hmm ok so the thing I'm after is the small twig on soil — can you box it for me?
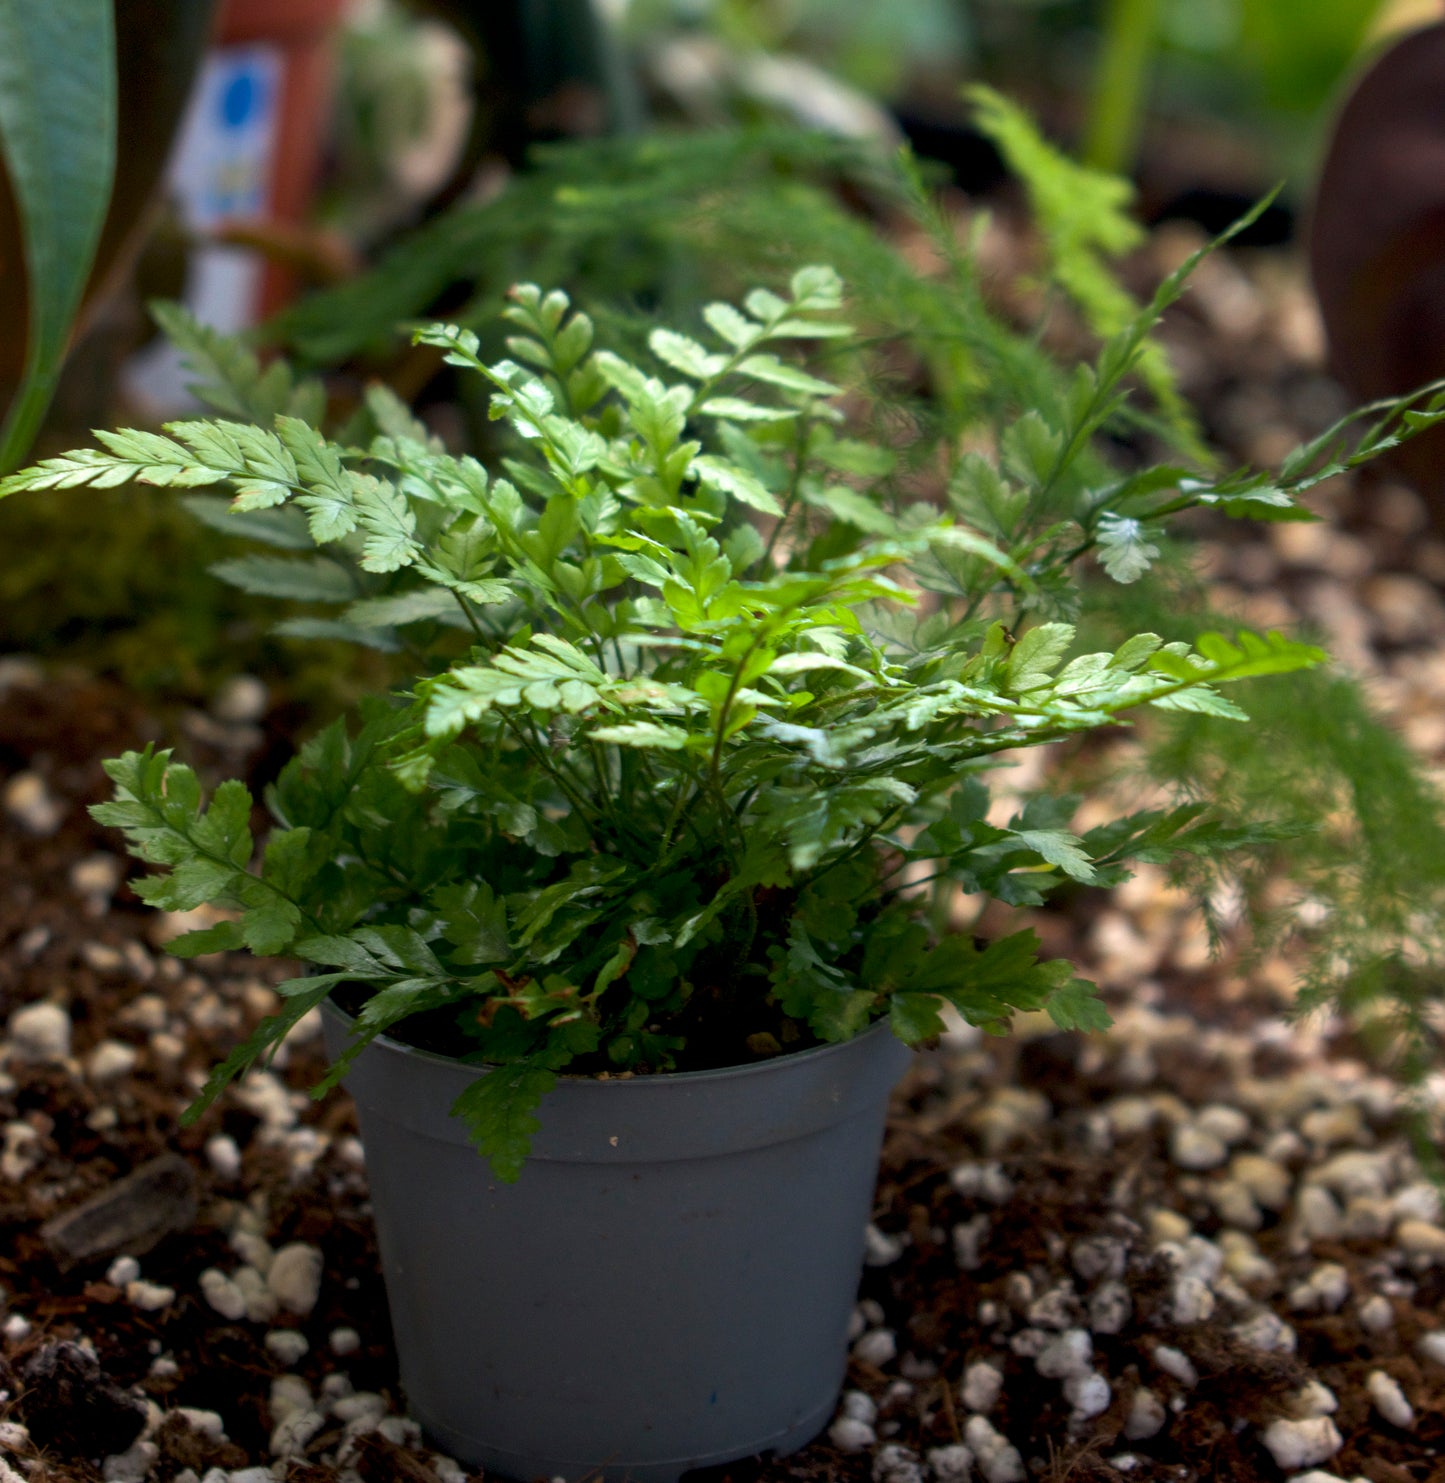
[938,1373,962,1445]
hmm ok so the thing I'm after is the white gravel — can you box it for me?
[1035,1329,1091,1379]
[6,1001,71,1063]
[3,771,63,835]
[1260,1416,1343,1469]
[829,1417,877,1453]
[106,1256,140,1287]
[959,1361,1004,1413]
[853,1328,898,1367]
[1366,1369,1415,1429]
[1123,1388,1166,1441]
[963,1416,1024,1483]
[125,1280,175,1312]
[926,1443,974,1483]
[200,1269,248,1321]
[266,1242,323,1316]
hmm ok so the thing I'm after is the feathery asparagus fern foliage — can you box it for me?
[3,256,1362,1178]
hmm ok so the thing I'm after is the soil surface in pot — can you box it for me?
[4,236,1445,1483]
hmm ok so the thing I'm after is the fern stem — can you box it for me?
[1082,0,1163,176]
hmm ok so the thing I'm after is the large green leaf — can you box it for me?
[0,0,116,470]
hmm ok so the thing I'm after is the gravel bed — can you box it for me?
[4,242,1445,1483]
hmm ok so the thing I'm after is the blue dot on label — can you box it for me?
[220,69,261,129]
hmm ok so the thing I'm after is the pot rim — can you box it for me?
[320,993,903,1091]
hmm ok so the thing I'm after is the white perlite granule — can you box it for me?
[1366,1370,1415,1429]
[1260,1417,1343,1470]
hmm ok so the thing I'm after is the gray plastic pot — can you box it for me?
[321,1000,911,1482]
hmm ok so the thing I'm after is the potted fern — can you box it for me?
[4,246,1427,1479]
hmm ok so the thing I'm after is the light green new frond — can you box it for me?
[969,85,1196,444]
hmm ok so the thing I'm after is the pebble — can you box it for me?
[1123,1388,1166,1440]
[6,1001,72,1062]
[1087,1280,1133,1335]
[926,1444,975,1483]
[1025,1285,1077,1330]
[1288,1263,1350,1314]
[1064,1372,1111,1419]
[270,1408,325,1458]
[1288,1380,1339,1418]
[1296,1185,1344,1242]
[3,1314,31,1341]
[1169,1275,1214,1325]
[1229,1153,1292,1211]
[963,1416,1025,1483]
[1395,1219,1445,1263]
[840,1390,878,1425]
[173,1408,227,1441]
[960,1360,1004,1413]
[1209,1180,1261,1231]
[269,1375,313,1424]
[970,1088,1051,1155]
[126,1280,175,1311]
[1358,1294,1394,1334]
[332,1392,387,1426]
[1104,1095,1156,1137]
[1071,1235,1126,1282]
[230,1230,273,1274]
[948,1162,1015,1204]
[1366,1370,1415,1429]
[854,1329,898,1367]
[864,1224,905,1267]
[828,1417,877,1453]
[3,771,63,835]
[1146,1208,1191,1245]
[86,1040,138,1082]
[42,1153,197,1268]
[200,1269,248,1321]
[234,1265,277,1323]
[1195,1104,1251,1146]
[119,993,167,1033]
[205,1135,242,1181]
[266,1242,323,1316]
[106,1255,140,1287]
[213,675,269,724]
[1342,1196,1394,1240]
[1418,1331,1445,1367]
[70,851,123,899]
[329,1327,361,1356]
[1152,1345,1198,1387]
[1232,1309,1296,1353]
[1169,1123,1228,1171]
[264,1330,310,1365]
[1312,1151,1393,1202]
[1393,1181,1442,1225]
[101,1439,158,1482]
[1035,1329,1091,1380]
[872,1443,924,1483]
[1260,1416,1343,1470]
[2,1122,41,1182]
[1301,1103,1366,1147]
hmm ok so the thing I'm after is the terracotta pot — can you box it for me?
[1310,19,1445,514]
[214,0,351,316]
[0,0,218,404]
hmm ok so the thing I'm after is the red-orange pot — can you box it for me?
[214,0,351,316]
